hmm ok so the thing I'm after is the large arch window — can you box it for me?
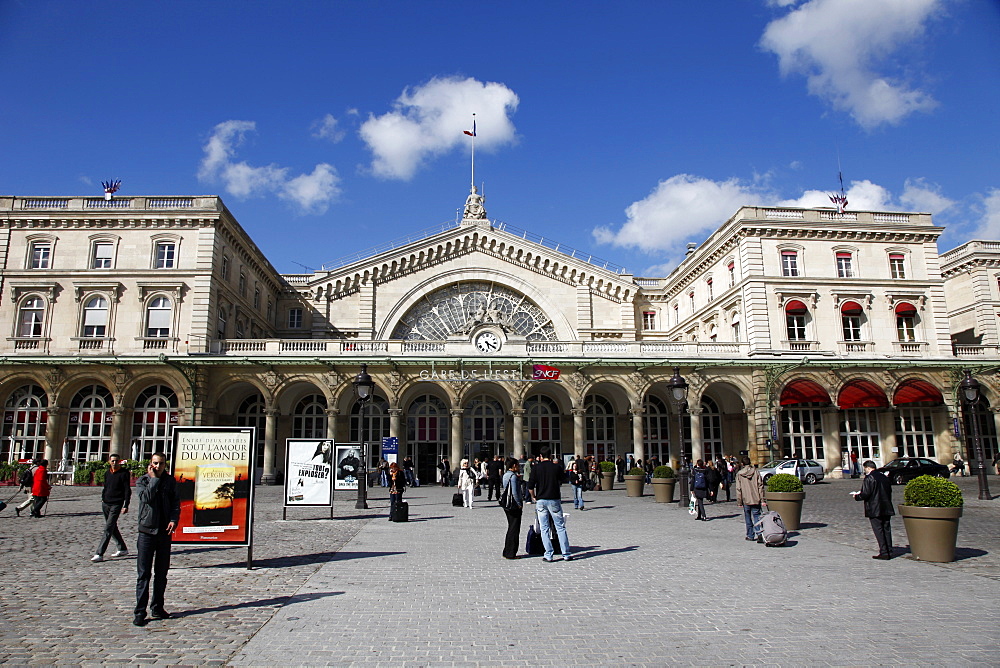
[236,394,266,469]
[131,385,178,459]
[701,396,724,461]
[18,296,45,337]
[2,384,48,462]
[643,395,670,464]
[391,282,557,341]
[463,393,505,459]
[894,379,943,459]
[584,394,615,461]
[68,384,114,463]
[407,394,449,484]
[779,379,831,461]
[525,395,561,456]
[293,394,328,440]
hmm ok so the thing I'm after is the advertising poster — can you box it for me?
[335,443,363,490]
[284,439,334,506]
[170,426,255,546]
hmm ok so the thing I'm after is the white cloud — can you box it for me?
[311,114,345,143]
[777,179,895,210]
[359,76,519,180]
[900,177,955,214]
[593,174,767,252]
[760,0,942,129]
[198,120,340,213]
[973,189,1000,239]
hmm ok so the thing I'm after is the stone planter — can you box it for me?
[624,474,645,497]
[651,478,675,503]
[764,491,805,531]
[601,471,616,491]
[899,504,963,563]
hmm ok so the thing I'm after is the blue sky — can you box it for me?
[1,0,998,276]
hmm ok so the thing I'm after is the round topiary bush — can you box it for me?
[904,474,963,508]
[766,472,804,493]
[653,465,675,478]
[599,461,616,473]
[627,467,644,476]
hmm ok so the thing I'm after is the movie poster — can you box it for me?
[170,426,255,546]
[284,439,334,506]
[335,443,363,490]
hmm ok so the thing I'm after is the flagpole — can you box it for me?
[470,113,476,192]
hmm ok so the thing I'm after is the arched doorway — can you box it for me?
[643,394,670,464]
[2,384,48,462]
[463,392,505,461]
[525,394,561,458]
[68,384,114,463]
[407,394,449,485]
[351,395,390,470]
[839,380,889,467]
[893,379,943,459]
[131,385,178,459]
[779,379,832,461]
[584,394,615,461]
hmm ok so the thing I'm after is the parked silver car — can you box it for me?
[759,459,826,484]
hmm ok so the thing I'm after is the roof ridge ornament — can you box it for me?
[462,185,487,222]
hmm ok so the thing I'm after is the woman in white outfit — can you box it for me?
[457,458,477,508]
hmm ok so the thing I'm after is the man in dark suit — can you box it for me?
[486,455,505,501]
[853,460,895,560]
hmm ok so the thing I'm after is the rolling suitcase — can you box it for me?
[754,510,787,546]
[452,493,463,507]
[391,501,409,522]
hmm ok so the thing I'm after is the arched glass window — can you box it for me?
[351,396,389,467]
[463,393,505,459]
[82,296,109,337]
[18,296,45,337]
[68,384,114,462]
[525,395,561,455]
[146,297,172,337]
[785,300,808,341]
[701,396,724,461]
[585,394,615,461]
[643,394,670,464]
[407,394,448,484]
[1,384,48,462]
[236,394,266,468]
[131,385,179,459]
[293,394,327,439]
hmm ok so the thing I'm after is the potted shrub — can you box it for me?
[650,465,675,503]
[624,467,646,497]
[599,460,616,490]
[764,473,805,530]
[899,475,963,563]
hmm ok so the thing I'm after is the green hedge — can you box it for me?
[766,473,804,493]
[627,467,644,476]
[599,461,616,473]
[904,475,963,508]
[652,465,675,478]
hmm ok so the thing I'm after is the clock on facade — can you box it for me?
[474,331,502,354]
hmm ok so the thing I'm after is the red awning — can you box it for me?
[785,299,808,314]
[838,380,890,409]
[780,379,832,406]
[893,379,944,405]
[840,301,863,315]
[894,302,917,315]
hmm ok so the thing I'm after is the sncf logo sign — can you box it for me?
[532,364,561,381]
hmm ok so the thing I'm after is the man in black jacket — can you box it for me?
[91,453,131,563]
[853,460,894,560]
[486,455,505,501]
[528,446,572,562]
[133,452,180,626]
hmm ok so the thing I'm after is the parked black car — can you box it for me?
[876,457,950,485]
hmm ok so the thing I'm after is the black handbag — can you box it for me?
[473,485,482,496]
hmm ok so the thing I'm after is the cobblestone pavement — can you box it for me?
[2,475,998,666]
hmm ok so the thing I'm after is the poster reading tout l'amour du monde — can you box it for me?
[170,426,256,546]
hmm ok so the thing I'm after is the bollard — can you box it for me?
[677,469,689,508]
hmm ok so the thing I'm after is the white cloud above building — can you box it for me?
[359,76,519,180]
[198,120,341,214]
[759,0,943,129]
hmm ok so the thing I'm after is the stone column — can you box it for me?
[510,408,525,459]
[572,407,586,458]
[388,407,403,457]
[821,407,843,477]
[109,406,127,456]
[877,408,897,465]
[688,407,703,463]
[450,408,464,465]
[631,407,645,462]
[326,408,340,441]
[44,406,65,462]
[262,408,279,484]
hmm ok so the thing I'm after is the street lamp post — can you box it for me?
[960,370,993,501]
[668,367,690,508]
[353,364,376,510]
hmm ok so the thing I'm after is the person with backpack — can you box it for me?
[691,460,709,521]
[736,456,767,542]
[14,459,40,517]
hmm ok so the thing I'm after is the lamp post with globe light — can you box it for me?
[960,370,992,501]
[668,367,690,507]
[353,364,376,510]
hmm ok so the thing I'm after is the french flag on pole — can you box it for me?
[463,119,476,137]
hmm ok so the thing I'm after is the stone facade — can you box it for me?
[1,194,997,486]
